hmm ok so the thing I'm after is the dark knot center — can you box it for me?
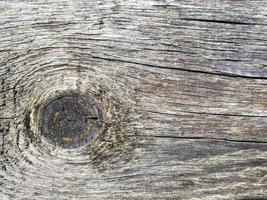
[39,94,103,148]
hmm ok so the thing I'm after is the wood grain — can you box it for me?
[0,0,267,199]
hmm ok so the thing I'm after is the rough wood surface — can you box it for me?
[0,0,267,199]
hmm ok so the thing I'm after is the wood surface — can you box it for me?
[0,0,267,199]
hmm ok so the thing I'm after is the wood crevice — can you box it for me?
[127,135,267,144]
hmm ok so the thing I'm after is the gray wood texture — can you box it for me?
[0,0,267,199]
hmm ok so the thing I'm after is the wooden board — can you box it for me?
[0,0,267,199]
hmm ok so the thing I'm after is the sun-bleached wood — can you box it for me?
[0,0,267,199]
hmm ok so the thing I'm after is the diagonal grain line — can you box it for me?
[180,18,266,26]
[137,109,267,118]
[90,55,267,80]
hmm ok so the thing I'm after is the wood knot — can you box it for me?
[39,94,103,148]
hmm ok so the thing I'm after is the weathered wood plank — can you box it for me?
[0,0,267,199]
